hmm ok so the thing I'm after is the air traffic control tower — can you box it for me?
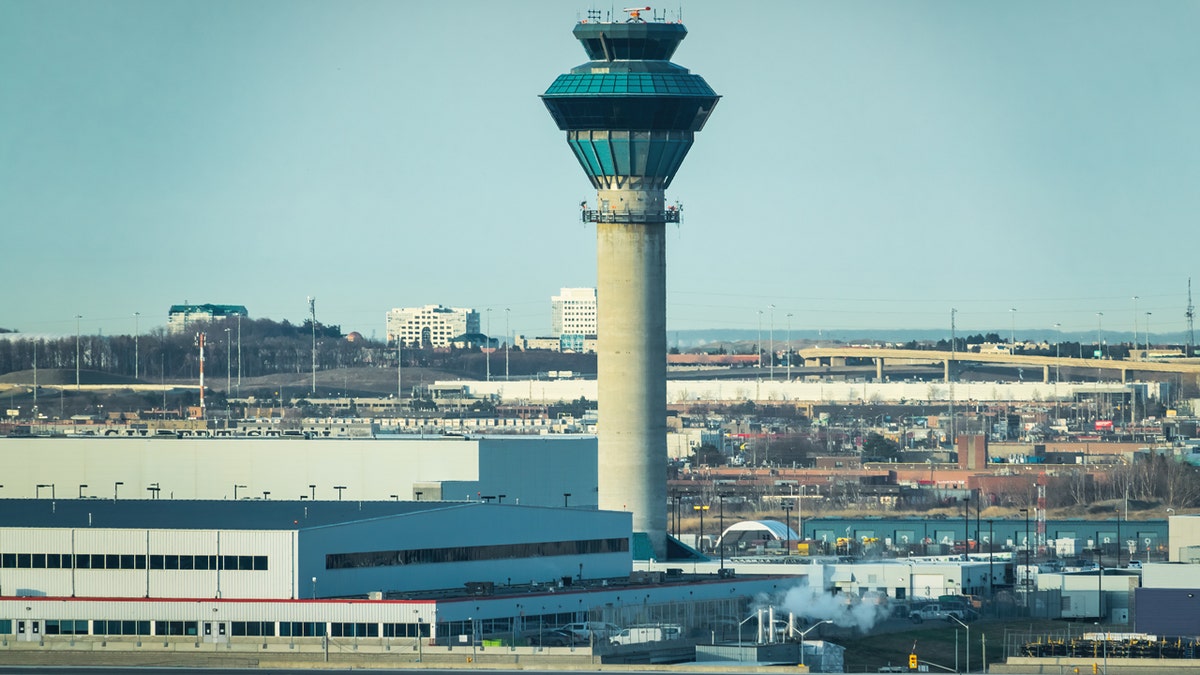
[542,9,719,559]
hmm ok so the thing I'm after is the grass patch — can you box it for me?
[839,618,1064,673]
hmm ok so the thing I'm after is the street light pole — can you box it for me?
[75,314,82,390]
[718,494,725,572]
[309,296,317,395]
[786,313,793,381]
[1020,507,1031,606]
[236,312,242,396]
[949,614,970,673]
[505,307,511,381]
[798,485,805,544]
[1010,307,1017,352]
[987,518,994,597]
[224,327,232,395]
[1132,296,1139,360]
[133,311,140,380]
[756,310,763,373]
[783,501,793,556]
[486,308,492,382]
[769,304,775,381]
[1145,311,1152,356]
[962,494,970,560]
[797,620,833,667]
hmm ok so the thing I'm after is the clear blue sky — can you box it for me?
[3,1,1197,340]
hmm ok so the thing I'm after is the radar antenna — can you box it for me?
[623,6,651,22]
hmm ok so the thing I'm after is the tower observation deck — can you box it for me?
[542,10,719,559]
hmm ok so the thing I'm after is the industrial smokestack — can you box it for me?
[542,9,719,559]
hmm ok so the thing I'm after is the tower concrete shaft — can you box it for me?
[597,209,667,552]
[543,15,718,559]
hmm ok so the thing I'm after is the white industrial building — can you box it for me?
[0,498,786,648]
[386,304,479,348]
[0,500,630,600]
[0,435,597,507]
[551,287,597,338]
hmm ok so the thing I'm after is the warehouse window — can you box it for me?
[44,620,89,635]
[94,620,151,636]
[231,621,276,637]
[280,622,326,637]
[331,622,378,638]
[382,623,429,638]
[154,621,198,636]
[326,537,629,570]
[0,552,269,572]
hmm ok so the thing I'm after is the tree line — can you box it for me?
[0,318,370,381]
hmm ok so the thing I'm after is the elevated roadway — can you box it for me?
[798,347,1200,383]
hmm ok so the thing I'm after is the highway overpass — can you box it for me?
[798,347,1200,383]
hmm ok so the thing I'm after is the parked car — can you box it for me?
[557,621,621,642]
[535,629,579,647]
[1126,560,1143,569]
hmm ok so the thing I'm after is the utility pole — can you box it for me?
[308,297,317,395]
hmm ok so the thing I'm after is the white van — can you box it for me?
[611,624,682,645]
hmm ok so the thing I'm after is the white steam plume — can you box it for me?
[768,581,890,633]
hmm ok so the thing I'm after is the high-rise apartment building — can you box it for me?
[551,287,597,338]
[386,305,479,348]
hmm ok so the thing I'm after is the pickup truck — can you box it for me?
[909,603,969,623]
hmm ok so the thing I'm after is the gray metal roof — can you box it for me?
[0,498,472,531]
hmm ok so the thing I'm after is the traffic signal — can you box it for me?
[909,653,918,670]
